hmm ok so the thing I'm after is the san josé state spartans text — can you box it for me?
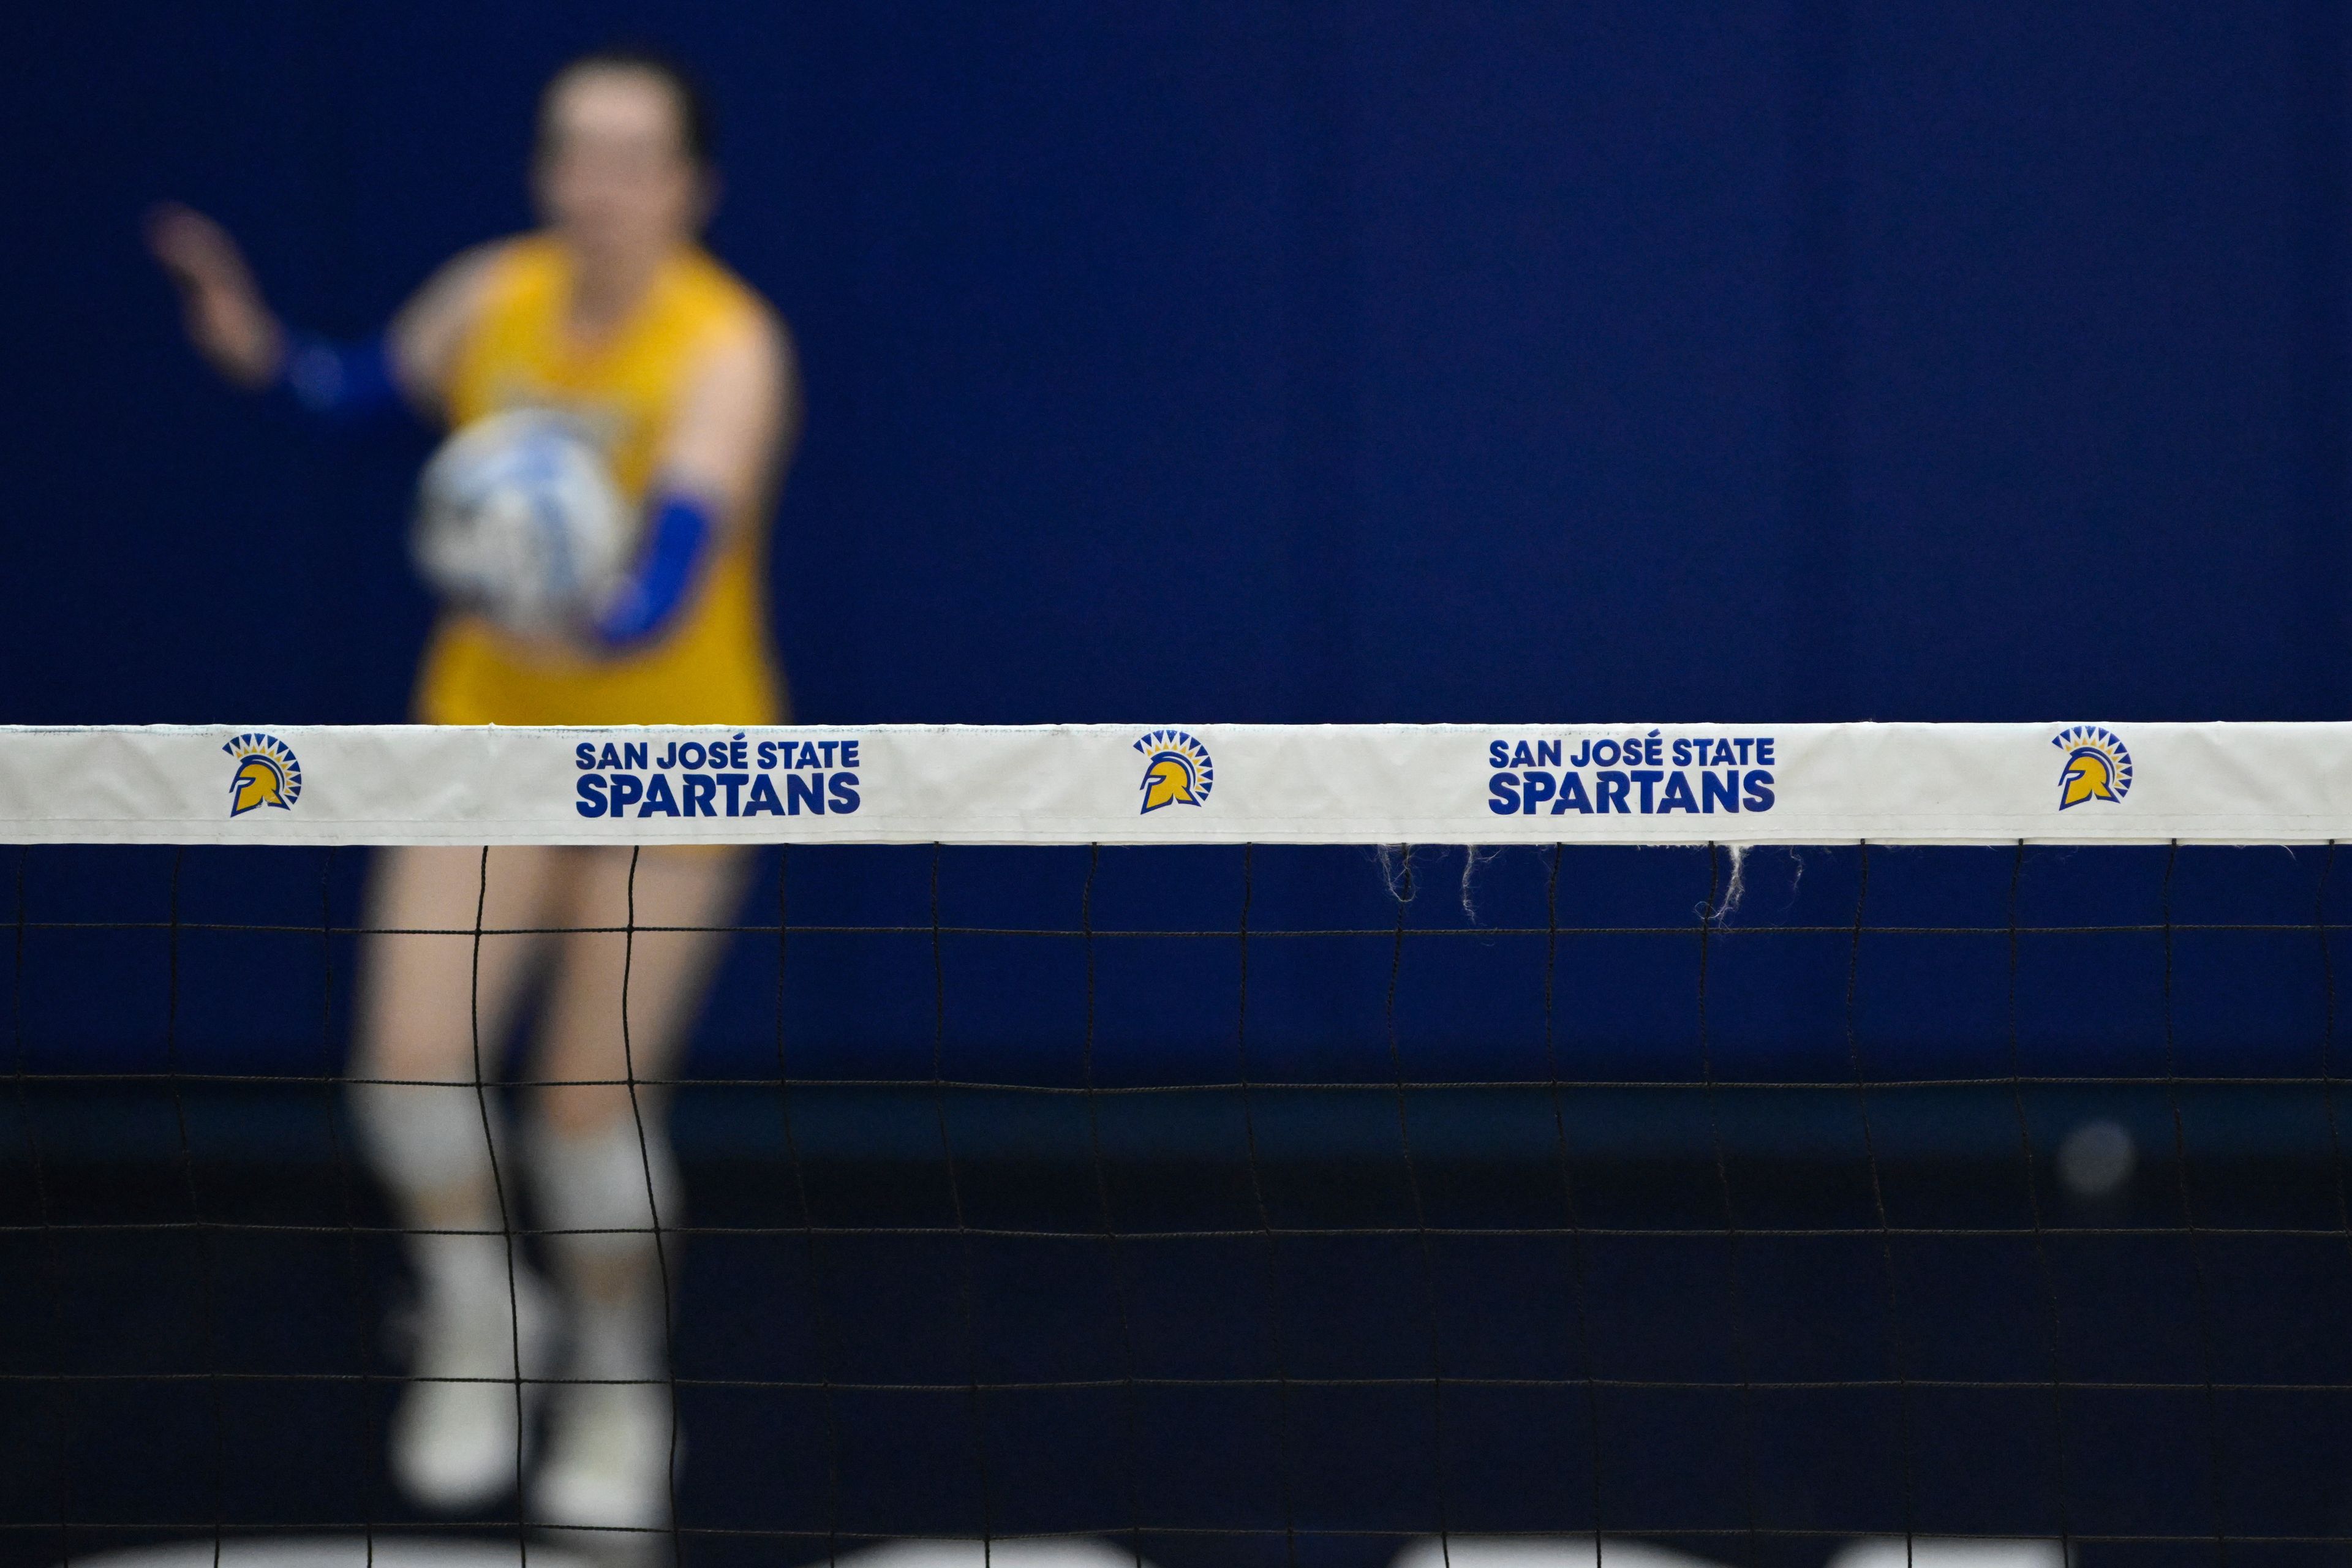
[1487,731,1774,816]
[573,735,861,819]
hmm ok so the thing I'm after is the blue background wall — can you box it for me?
[6,3,2352,1080]
[9,1,2349,731]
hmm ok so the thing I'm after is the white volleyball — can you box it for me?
[412,408,632,638]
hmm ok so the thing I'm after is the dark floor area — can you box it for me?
[9,1087,2352,1568]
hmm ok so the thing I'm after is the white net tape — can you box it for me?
[0,720,2332,846]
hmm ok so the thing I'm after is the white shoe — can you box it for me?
[388,1268,554,1512]
[529,1379,681,1536]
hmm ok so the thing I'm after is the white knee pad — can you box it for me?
[351,1077,532,1320]
[350,1077,501,1202]
[526,1114,683,1261]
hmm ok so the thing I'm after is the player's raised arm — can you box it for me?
[148,200,499,423]
[145,203,285,388]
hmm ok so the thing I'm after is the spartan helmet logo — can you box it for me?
[2052,725,2132,811]
[230,756,288,816]
[223,733,304,818]
[1133,729,1215,815]
[1140,752,1202,813]
[2058,747,2119,809]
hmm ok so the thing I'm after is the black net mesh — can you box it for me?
[6,839,2352,1567]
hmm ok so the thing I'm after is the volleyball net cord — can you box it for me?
[11,723,2352,1566]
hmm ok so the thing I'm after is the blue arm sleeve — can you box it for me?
[279,333,404,425]
[596,490,717,648]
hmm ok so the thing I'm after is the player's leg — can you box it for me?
[349,843,569,1510]
[521,844,752,1534]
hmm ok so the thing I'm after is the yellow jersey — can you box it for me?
[413,234,786,726]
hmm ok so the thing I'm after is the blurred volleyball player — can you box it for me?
[149,50,794,1536]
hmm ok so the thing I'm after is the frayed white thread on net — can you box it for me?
[1383,843,1758,925]
[1457,845,1503,922]
[1699,844,1752,924]
[1374,843,1417,904]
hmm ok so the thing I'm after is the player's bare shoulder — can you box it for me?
[731,284,803,449]
[390,236,532,410]
[663,271,799,511]
[720,296,795,403]
[690,269,799,438]
[693,255,789,360]
[763,305,805,448]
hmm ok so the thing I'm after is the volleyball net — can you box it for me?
[6,722,2352,1567]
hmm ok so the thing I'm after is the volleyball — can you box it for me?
[412,408,632,637]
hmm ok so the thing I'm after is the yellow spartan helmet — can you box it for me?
[230,756,288,817]
[2058,747,2119,810]
[1140,753,1200,813]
